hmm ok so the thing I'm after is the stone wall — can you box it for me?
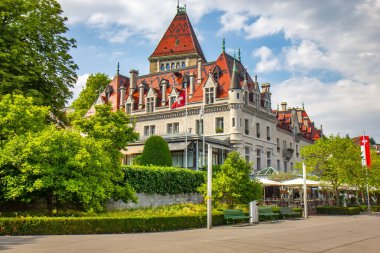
[107,192,203,210]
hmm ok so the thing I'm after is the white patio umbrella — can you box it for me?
[282,178,320,186]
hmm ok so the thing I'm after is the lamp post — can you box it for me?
[207,144,213,229]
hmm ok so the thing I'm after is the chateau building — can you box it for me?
[86,6,322,173]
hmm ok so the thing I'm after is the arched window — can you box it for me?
[166,63,170,71]
[176,62,180,69]
[160,64,165,71]
[171,63,175,69]
[182,62,186,68]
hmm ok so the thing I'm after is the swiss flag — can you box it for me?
[360,135,371,168]
[171,91,186,109]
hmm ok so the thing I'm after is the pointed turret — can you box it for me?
[229,60,241,90]
[148,6,206,73]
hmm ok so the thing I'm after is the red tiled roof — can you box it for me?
[150,12,206,61]
[276,109,321,141]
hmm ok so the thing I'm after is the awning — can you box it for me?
[121,146,143,155]
[282,178,320,186]
[168,142,188,151]
[205,142,230,150]
[257,178,284,186]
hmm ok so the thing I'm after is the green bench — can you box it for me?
[280,207,299,219]
[223,209,250,225]
[258,206,279,222]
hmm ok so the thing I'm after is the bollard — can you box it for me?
[249,201,258,224]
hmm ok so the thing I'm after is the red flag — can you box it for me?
[171,91,186,109]
[360,135,371,168]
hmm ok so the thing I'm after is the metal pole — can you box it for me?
[185,84,188,168]
[207,144,213,229]
[196,140,199,171]
[366,167,371,213]
[303,162,308,219]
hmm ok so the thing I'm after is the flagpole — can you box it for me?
[185,83,188,169]
[363,131,371,213]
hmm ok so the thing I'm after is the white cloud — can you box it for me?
[244,16,282,39]
[284,40,329,72]
[68,73,89,105]
[272,77,380,141]
[253,46,280,73]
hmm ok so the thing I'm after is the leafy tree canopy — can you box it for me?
[71,73,110,117]
[0,0,78,117]
[73,103,139,161]
[0,94,49,146]
[199,151,262,208]
[0,126,136,212]
[140,136,172,167]
[301,135,361,206]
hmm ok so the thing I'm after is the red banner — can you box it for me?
[360,135,371,168]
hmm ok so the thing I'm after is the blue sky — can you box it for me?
[59,0,380,141]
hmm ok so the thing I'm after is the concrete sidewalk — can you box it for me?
[1,214,380,253]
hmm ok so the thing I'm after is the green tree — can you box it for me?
[301,135,361,206]
[199,151,262,208]
[0,94,49,146]
[140,136,172,166]
[0,0,78,117]
[0,126,136,212]
[71,73,110,116]
[73,103,139,154]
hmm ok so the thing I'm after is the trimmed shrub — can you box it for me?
[316,206,361,215]
[123,165,205,194]
[259,206,302,221]
[140,136,172,166]
[0,214,225,235]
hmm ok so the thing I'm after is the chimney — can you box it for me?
[129,69,138,93]
[197,58,202,84]
[138,82,145,110]
[281,102,287,111]
[303,117,309,127]
[161,79,168,104]
[189,72,195,97]
[119,84,127,108]
[261,83,271,93]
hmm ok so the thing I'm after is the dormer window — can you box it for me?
[205,87,214,104]
[126,103,132,114]
[146,97,155,113]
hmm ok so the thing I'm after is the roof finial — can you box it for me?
[117,62,120,75]
[177,1,186,13]
[238,48,241,62]
[302,101,305,110]
[222,38,225,53]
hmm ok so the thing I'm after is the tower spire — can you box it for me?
[222,38,225,53]
[117,62,120,75]
[238,48,241,62]
[177,0,179,13]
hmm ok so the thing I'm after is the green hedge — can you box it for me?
[123,165,205,194]
[259,206,302,221]
[0,214,225,235]
[316,206,361,215]
[348,205,380,212]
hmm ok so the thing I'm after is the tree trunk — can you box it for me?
[335,188,340,207]
[46,191,53,215]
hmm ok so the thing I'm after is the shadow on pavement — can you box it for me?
[0,236,38,251]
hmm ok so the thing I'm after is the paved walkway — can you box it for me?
[1,214,380,253]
